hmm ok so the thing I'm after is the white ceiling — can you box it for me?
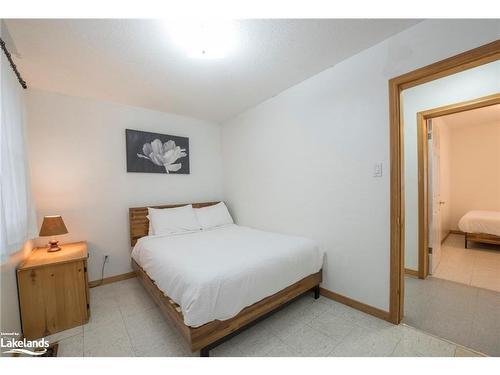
[5,19,420,122]
[440,103,500,129]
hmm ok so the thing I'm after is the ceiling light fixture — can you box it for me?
[167,20,238,59]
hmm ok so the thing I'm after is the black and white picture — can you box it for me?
[126,129,190,174]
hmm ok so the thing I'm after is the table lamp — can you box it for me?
[39,215,68,252]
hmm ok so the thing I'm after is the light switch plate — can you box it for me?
[373,163,383,177]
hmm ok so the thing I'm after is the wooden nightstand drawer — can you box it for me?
[17,241,90,339]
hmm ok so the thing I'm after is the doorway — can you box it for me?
[388,40,500,355]
[387,40,500,326]
[417,94,500,279]
[402,97,500,356]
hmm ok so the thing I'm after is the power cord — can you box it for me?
[89,255,108,288]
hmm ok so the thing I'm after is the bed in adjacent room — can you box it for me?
[458,210,500,248]
[129,202,324,356]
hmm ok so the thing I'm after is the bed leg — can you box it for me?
[200,347,209,357]
[464,234,468,249]
[313,285,320,300]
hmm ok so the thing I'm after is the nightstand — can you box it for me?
[17,241,90,339]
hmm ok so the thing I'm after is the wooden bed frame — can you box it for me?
[464,232,500,248]
[129,202,322,356]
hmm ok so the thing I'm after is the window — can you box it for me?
[0,46,36,260]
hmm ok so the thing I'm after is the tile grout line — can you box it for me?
[270,334,298,356]
[308,296,403,356]
[82,326,86,357]
[388,335,404,357]
[88,282,138,357]
[268,300,350,356]
[305,310,367,357]
[115,288,139,357]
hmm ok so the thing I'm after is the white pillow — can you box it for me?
[195,202,234,230]
[146,215,154,235]
[148,205,201,236]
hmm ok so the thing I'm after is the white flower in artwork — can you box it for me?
[137,139,187,173]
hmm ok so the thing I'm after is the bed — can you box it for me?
[458,210,500,248]
[129,202,324,356]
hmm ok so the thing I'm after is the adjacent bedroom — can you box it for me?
[434,104,500,288]
[402,74,500,356]
[1,12,499,368]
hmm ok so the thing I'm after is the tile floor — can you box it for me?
[403,275,499,356]
[47,277,482,357]
[433,234,500,292]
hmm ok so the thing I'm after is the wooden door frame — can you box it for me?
[388,39,500,324]
[416,93,500,279]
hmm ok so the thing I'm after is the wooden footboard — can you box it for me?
[132,259,322,354]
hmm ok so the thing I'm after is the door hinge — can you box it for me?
[84,266,87,272]
[428,247,433,254]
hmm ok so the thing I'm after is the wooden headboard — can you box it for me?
[129,202,220,246]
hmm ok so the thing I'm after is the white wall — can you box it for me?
[222,20,500,311]
[402,61,500,271]
[26,90,224,281]
[448,119,500,229]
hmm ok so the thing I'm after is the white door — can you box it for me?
[428,119,442,274]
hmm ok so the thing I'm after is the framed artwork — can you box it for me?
[126,129,190,174]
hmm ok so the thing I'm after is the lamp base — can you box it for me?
[47,240,61,252]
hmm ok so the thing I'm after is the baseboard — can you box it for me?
[89,271,136,288]
[441,230,451,244]
[404,268,419,277]
[319,287,390,322]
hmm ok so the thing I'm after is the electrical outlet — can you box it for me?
[104,255,109,263]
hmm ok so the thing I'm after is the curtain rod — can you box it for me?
[0,37,27,89]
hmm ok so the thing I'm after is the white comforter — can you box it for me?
[131,224,324,327]
[458,210,500,237]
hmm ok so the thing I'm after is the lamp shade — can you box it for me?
[39,215,68,237]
